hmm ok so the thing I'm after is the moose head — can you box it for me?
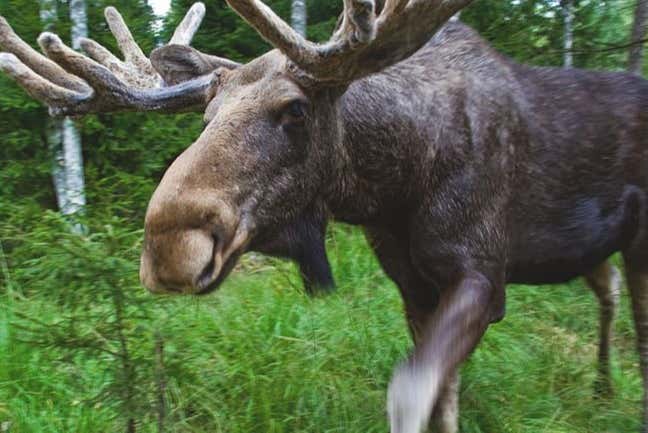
[0,0,470,296]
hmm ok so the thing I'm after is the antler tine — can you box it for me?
[225,0,319,66]
[79,37,122,68]
[225,0,374,65]
[0,16,90,93]
[0,52,91,108]
[104,6,154,75]
[334,0,376,45]
[169,2,206,45]
[224,0,370,76]
[226,0,473,84]
[38,32,127,95]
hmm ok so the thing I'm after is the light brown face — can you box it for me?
[140,51,334,295]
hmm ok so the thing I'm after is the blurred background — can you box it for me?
[0,0,646,432]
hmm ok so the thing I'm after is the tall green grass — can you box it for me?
[0,223,643,432]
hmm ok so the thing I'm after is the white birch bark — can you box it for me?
[562,0,574,68]
[40,0,70,212]
[62,117,86,218]
[45,118,68,210]
[291,0,307,37]
[63,0,87,225]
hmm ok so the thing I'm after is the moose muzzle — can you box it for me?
[139,190,252,295]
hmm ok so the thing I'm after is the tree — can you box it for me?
[39,0,68,213]
[39,0,86,231]
[629,0,648,75]
[562,0,574,67]
[291,0,307,36]
[62,0,87,226]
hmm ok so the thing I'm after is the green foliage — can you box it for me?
[0,223,644,432]
[461,0,636,69]
[1,213,158,431]
[0,0,647,431]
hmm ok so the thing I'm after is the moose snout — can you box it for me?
[139,138,254,295]
[139,228,218,295]
[139,203,252,295]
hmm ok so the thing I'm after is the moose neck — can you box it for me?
[319,22,521,226]
[322,73,440,225]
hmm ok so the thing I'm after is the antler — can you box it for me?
[0,3,230,116]
[226,0,473,84]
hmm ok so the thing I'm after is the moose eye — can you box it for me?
[288,100,305,118]
[279,99,308,128]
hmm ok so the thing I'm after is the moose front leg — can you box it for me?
[388,272,494,433]
[406,304,460,433]
[431,371,460,433]
[366,227,463,432]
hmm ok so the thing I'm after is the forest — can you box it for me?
[0,0,647,432]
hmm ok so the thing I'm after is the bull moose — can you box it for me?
[1,0,647,432]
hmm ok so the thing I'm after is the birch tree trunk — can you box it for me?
[562,0,574,68]
[39,0,69,212]
[64,0,87,225]
[291,0,307,37]
[629,0,648,75]
[45,119,68,210]
[39,0,87,230]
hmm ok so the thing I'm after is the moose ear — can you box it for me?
[150,44,240,85]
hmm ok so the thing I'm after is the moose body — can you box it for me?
[334,20,647,315]
[327,23,648,431]
[507,66,648,285]
[2,1,648,432]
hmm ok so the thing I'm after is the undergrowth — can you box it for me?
[0,218,642,433]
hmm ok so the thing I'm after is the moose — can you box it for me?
[1,0,648,431]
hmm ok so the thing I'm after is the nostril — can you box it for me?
[195,236,219,290]
[196,259,215,290]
